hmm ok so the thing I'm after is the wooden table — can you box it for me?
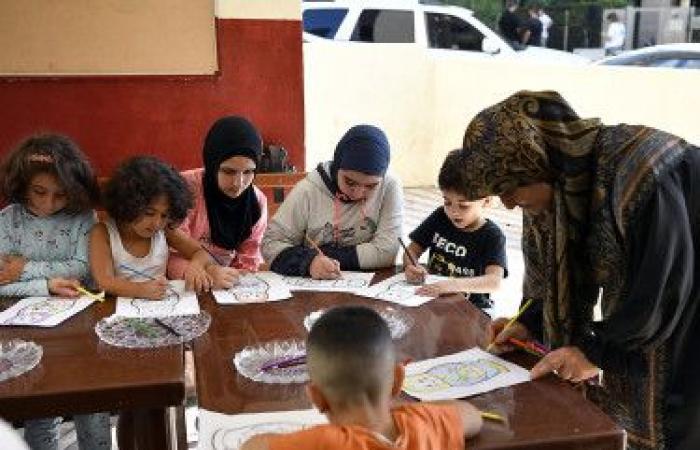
[0,298,186,450]
[193,271,625,450]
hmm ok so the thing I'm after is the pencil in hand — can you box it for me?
[305,234,341,277]
[398,237,417,266]
[486,298,534,352]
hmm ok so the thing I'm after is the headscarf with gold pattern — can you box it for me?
[457,90,687,348]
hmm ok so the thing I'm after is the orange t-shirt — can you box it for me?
[267,403,464,450]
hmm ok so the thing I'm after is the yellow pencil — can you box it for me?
[486,298,534,352]
[481,411,505,422]
[76,285,105,302]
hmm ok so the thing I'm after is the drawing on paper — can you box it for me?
[227,274,270,303]
[115,281,200,318]
[280,273,373,291]
[127,292,182,316]
[374,279,421,303]
[211,422,312,450]
[1,299,78,325]
[213,272,292,304]
[403,359,509,393]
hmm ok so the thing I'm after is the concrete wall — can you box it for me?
[0,0,304,174]
[304,44,700,186]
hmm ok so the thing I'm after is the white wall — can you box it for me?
[304,44,700,186]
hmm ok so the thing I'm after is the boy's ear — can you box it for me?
[306,383,330,413]
[391,363,406,397]
[482,196,492,208]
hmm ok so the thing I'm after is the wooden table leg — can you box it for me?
[118,407,181,450]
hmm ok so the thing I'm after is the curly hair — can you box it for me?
[0,134,100,213]
[103,156,192,227]
[438,149,475,197]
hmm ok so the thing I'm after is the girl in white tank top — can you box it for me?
[89,157,215,299]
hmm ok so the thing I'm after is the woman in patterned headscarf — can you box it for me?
[458,91,700,450]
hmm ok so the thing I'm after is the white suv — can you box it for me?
[302,0,589,64]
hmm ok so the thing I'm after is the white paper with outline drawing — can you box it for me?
[213,272,292,304]
[358,273,450,307]
[402,348,531,401]
[279,271,375,294]
[115,280,200,317]
[197,408,327,450]
[0,296,95,327]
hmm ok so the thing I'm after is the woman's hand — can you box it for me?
[206,264,242,290]
[185,263,213,293]
[530,346,600,383]
[415,279,460,297]
[486,318,532,354]
[48,278,80,297]
[0,255,26,284]
[405,264,427,284]
[309,255,341,280]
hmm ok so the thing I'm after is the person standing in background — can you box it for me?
[499,0,523,49]
[521,5,543,47]
[536,4,553,47]
[604,12,626,56]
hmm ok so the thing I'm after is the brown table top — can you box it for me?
[0,298,185,421]
[193,271,625,450]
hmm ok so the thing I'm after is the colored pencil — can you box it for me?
[154,318,183,337]
[305,234,325,256]
[76,285,105,302]
[508,337,546,356]
[398,237,417,267]
[260,355,307,372]
[481,411,505,422]
[486,298,534,352]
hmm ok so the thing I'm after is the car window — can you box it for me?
[425,12,485,51]
[678,59,700,69]
[649,58,684,68]
[350,9,415,43]
[303,8,349,39]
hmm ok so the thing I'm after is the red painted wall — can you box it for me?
[0,19,304,174]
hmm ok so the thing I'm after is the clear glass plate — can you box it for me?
[233,339,308,384]
[95,311,211,348]
[303,305,414,340]
[0,339,42,382]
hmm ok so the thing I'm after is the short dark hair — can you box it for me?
[0,134,100,213]
[438,149,474,198]
[103,156,192,227]
[307,306,395,406]
[607,12,619,22]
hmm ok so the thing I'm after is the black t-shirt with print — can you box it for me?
[409,208,507,309]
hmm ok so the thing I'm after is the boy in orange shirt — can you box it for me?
[241,306,482,450]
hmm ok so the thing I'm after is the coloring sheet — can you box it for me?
[402,348,531,401]
[198,408,327,450]
[115,280,200,318]
[213,272,292,304]
[280,271,375,294]
[360,273,450,307]
[0,297,95,327]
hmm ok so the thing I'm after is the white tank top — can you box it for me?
[104,218,168,281]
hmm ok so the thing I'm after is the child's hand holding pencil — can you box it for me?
[307,235,342,280]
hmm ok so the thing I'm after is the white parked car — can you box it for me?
[302,0,589,65]
[595,43,700,69]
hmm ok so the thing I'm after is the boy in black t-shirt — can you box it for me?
[403,150,507,310]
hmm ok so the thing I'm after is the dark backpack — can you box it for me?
[259,145,293,173]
